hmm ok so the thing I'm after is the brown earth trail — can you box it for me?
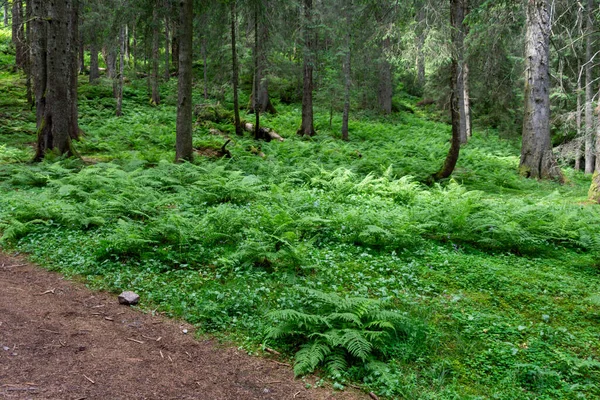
[0,253,365,400]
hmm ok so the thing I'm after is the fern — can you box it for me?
[266,289,419,377]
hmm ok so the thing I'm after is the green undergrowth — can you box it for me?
[1,34,599,398]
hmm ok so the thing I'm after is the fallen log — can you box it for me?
[243,123,284,142]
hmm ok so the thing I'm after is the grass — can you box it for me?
[1,27,599,399]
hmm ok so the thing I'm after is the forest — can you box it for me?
[1,0,600,398]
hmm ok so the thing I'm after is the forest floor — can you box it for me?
[0,252,363,400]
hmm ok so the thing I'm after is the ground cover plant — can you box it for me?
[1,29,600,399]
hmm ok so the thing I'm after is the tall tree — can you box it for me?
[150,3,161,105]
[584,0,595,174]
[231,1,242,135]
[175,0,193,161]
[32,0,77,160]
[341,0,352,142]
[432,0,466,181]
[297,0,316,136]
[3,0,8,27]
[519,0,562,181]
[12,0,26,69]
[249,0,276,115]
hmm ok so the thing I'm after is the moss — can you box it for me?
[588,171,600,203]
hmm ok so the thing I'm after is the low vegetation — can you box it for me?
[1,29,599,399]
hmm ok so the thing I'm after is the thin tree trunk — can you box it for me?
[151,6,160,105]
[253,2,260,139]
[164,14,170,81]
[250,3,276,115]
[463,62,471,139]
[171,19,179,71]
[69,0,80,140]
[576,56,583,171]
[378,37,392,115]
[176,0,193,161]
[25,0,32,105]
[116,26,125,117]
[433,0,464,181]
[519,0,562,182]
[202,31,208,99]
[341,1,351,142]
[3,1,8,27]
[89,39,100,83]
[585,0,595,174]
[33,0,75,160]
[12,0,26,69]
[106,50,117,79]
[416,7,426,88]
[297,0,316,136]
[125,25,130,61]
[231,1,242,136]
[79,34,84,74]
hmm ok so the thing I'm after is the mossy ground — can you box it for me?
[1,27,599,399]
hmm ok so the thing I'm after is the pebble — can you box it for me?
[118,291,140,306]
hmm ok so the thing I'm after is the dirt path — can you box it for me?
[0,253,365,400]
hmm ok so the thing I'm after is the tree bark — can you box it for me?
[433,0,464,181]
[176,0,193,162]
[89,38,100,83]
[585,0,595,174]
[3,1,8,27]
[69,0,80,140]
[150,5,160,105]
[25,0,32,105]
[463,62,471,140]
[231,1,242,136]
[297,0,316,136]
[171,19,179,71]
[106,49,117,79]
[32,0,76,160]
[116,25,125,117]
[253,2,260,139]
[576,58,582,171]
[250,3,276,115]
[416,6,426,88]
[12,0,26,69]
[202,29,208,99]
[519,0,563,182]
[164,13,170,81]
[341,1,351,142]
[378,37,392,115]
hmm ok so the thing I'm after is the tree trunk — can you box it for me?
[12,0,26,69]
[250,4,276,115]
[378,37,392,115]
[79,34,84,74]
[175,0,193,162]
[585,0,595,174]
[150,6,160,105]
[3,1,8,27]
[463,62,471,140]
[89,39,100,83]
[576,56,583,171]
[519,0,563,182]
[106,49,117,79]
[116,26,125,117]
[297,0,316,136]
[202,30,208,99]
[433,0,464,181]
[341,1,351,142]
[25,0,32,105]
[416,7,426,88]
[69,0,80,140]
[32,0,76,160]
[253,2,260,139]
[231,1,242,136]
[164,14,170,81]
[171,19,179,71]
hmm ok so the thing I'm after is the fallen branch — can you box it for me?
[126,338,144,344]
[244,123,284,142]
[83,374,95,384]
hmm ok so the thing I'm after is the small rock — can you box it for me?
[3,346,9,351]
[182,329,188,334]
[118,291,140,306]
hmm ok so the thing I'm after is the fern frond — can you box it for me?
[340,329,372,361]
[294,341,331,376]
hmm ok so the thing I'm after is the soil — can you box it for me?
[0,253,365,400]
